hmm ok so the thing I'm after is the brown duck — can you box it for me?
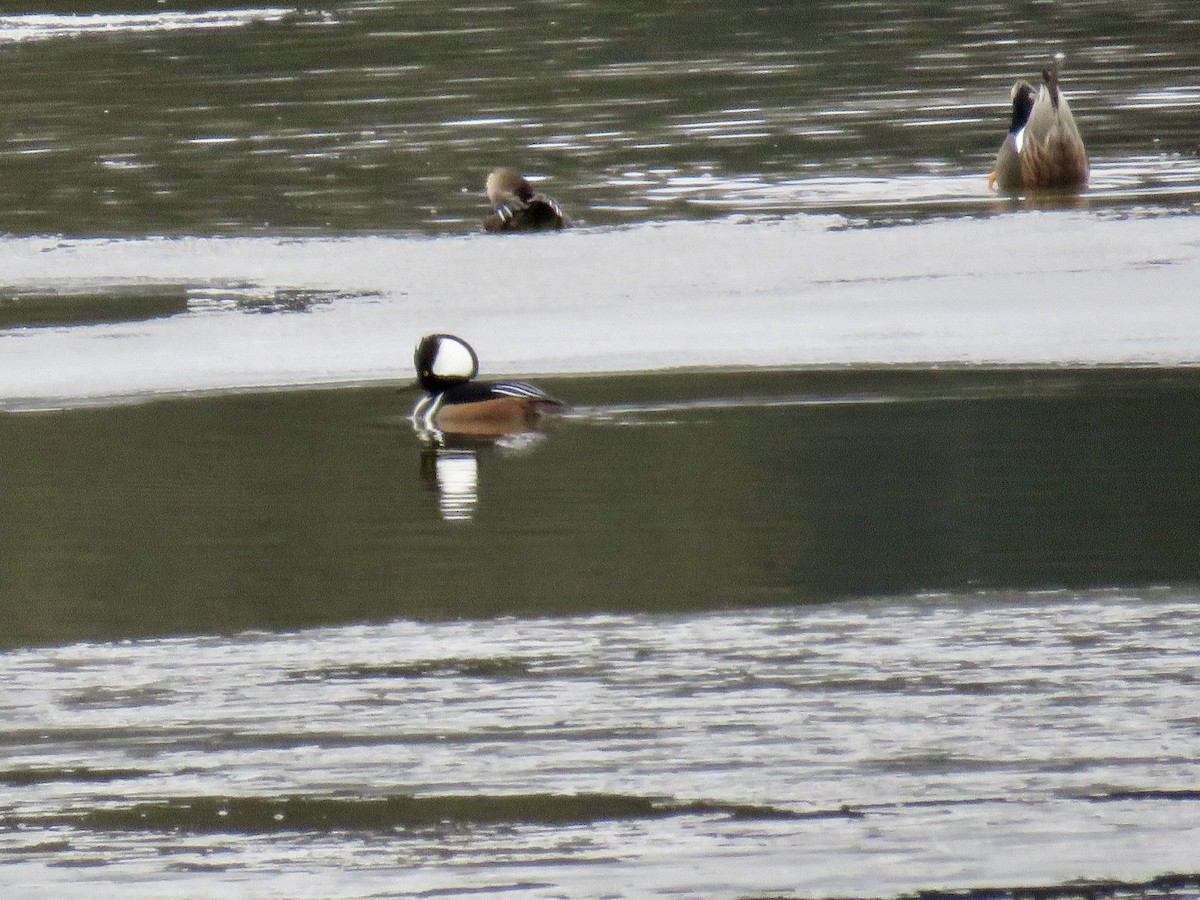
[990,68,1088,193]
[483,168,567,232]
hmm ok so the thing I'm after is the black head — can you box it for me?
[1009,80,1036,134]
[414,333,479,393]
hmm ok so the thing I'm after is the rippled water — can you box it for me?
[3,595,1200,899]
[2,2,1200,897]
[0,0,1198,234]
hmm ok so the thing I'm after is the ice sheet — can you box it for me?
[0,211,1197,407]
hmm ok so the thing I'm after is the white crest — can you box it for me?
[431,336,478,379]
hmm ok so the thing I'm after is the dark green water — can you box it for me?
[2,367,1197,649]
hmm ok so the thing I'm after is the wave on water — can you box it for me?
[566,393,949,428]
[3,593,1199,897]
[0,9,298,43]
[615,155,1200,215]
[768,875,1200,900]
[46,787,1200,837]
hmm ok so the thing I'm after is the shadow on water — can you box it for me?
[29,793,808,834]
[1,367,1197,648]
[0,286,188,328]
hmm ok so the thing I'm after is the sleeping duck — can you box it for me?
[483,168,567,232]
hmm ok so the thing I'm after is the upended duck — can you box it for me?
[990,68,1088,193]
[483,168,567,232]
[411,333,566,437]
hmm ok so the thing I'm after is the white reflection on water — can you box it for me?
[1126,86,1200,109]
[614,155,1200,211]
[1,590,1199,898]
[432,449,479,521]
[0,10,297,43]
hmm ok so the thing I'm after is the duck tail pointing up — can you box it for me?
[1042,68,1061,109]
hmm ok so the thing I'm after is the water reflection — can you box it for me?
[421,445,480,522]
[0,10,294,43]
[417,431,554,522]
[414,426,554,522]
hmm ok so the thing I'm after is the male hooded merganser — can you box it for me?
[483,168,567,232]
[411,333,566,437]
[989,67,1088,193]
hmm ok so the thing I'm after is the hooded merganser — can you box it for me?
[483,168,567,232]
[411,333,566,437]
[990,66,1088,193]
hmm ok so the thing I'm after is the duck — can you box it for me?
[989,67,1088,193]
[483,168,567,232]
[411,333,566,437]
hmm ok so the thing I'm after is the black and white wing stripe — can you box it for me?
[490,381,555,401]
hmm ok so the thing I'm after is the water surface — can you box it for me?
[2,368,1199,647]
[1,369,1199,898]
[0,0,1198,234]
[2,3,1200,898]
[3,597,1200,899]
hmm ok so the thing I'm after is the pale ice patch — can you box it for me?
[0,212,1198,407]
